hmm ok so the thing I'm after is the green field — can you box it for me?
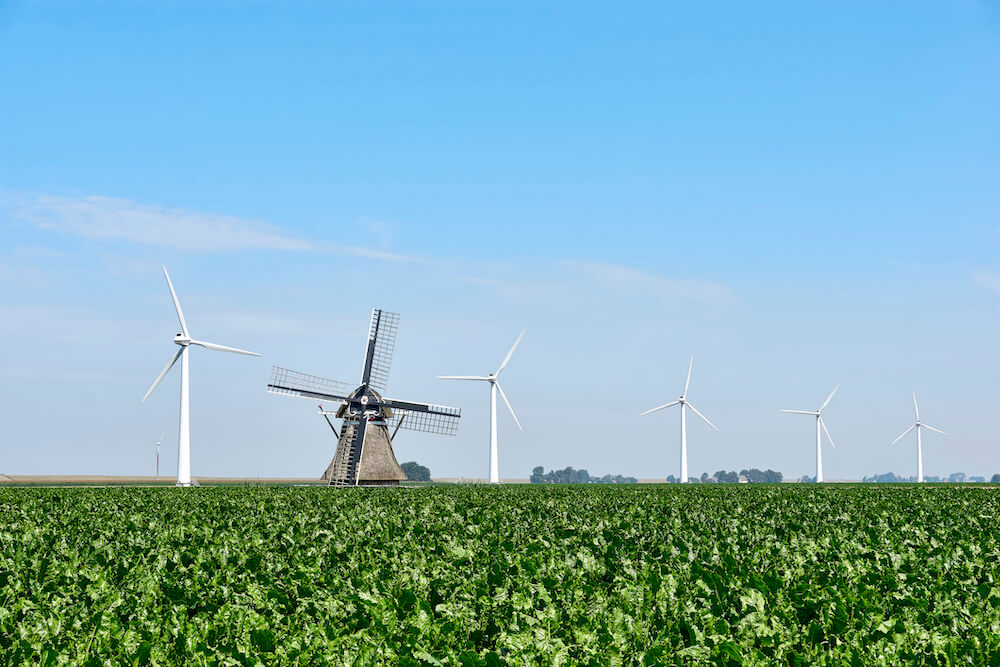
[1,486,998,665]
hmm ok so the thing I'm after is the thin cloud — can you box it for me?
[972,269,1000,294]
[563,260,735,302]
[9,193,414,262]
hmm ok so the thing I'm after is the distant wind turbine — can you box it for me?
[641,357,718,484]
[142,266,261,487]
[780,385,838,483]
[891,393,949,483]
[438,330,525,484]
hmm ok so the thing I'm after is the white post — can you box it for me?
[815,416,823,483]
[489,382,499,484]
[177,346,192,487]
[917,425,924,483]
[680,403,688,483]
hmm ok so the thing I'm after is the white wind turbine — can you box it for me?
[640,357,718,484]
[891,393,949,483]
[142,266,261,487]
[438,330,524,484]
[780,385,838,483]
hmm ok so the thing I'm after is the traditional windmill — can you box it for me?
[267,308,461,486]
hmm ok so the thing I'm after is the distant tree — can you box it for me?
[666,475,678,484]
[714,470,739,484]
[969,476,986,483]
[400,461,430,482]
[948,472,966,483]
[739,468,783,483]
[688,477,700,484]
[700,472,709,483]
[529,466,630,484]
[800,475,815,483]
[992,474,1000,484]
[925,475,942,483]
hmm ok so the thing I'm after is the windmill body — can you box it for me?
[891,393,949,483]
[142,267,261,487]
[780,385,838,483]
[641,358,718,483]
[439,330,524,484]
[268,309,461,486]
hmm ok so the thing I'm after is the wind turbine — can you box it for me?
[640,357,718,484]
[780,385,838,483]
[891,393,949,483]
[155,432,163,481]
[438,330,524,484]
[142,266,261,487]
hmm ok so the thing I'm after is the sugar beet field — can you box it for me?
[2,486,999,665]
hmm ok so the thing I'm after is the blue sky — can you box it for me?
[1,1,997,481]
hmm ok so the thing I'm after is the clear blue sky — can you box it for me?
[1,1,997,481]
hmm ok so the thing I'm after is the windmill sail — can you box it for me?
[268,308,460,486]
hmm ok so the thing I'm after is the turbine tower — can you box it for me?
[640,357,718,484]
[438,330,525,484]
[780,384,838,483]
[142,266,261,487]
[891,393,949,483]
[155,432,163,481]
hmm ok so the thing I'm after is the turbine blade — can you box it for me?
[142,347,183,402]
[779,409,816,415]
[640,401,680,416]
[682,356,693,398]
[190,340,261,356]
[819,416,836,448]
[819,384,839,412]
[891,424,916,445]
[437,375,490,381]
[686,402,719,431]
[912,392,920,421]
[495,382,522,431]
[162,266,189,337]
[496,329,525,376]
[921,423,950,436]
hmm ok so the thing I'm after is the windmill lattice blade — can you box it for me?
[142,347,183,402]
[686,402,720,431]
[820,416,836,448]
[779,409,816,415]
[921,423,950,436]
[495,382,522,431]
[682,357,693,397]
[640,401,680,416]
[820,384,840,412]
[191,340,261,356]
[162,266,189,337]
[437,375,490,381]
[496,329,525,376]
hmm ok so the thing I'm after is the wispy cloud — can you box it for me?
[8,193,414,262]
[972,269,1000,294]
[563,260,735,302]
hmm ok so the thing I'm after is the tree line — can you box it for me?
[530,467,637,484]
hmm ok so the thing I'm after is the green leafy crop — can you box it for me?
[1,485,998,665]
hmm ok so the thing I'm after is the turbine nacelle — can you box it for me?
[174,334,192,346]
